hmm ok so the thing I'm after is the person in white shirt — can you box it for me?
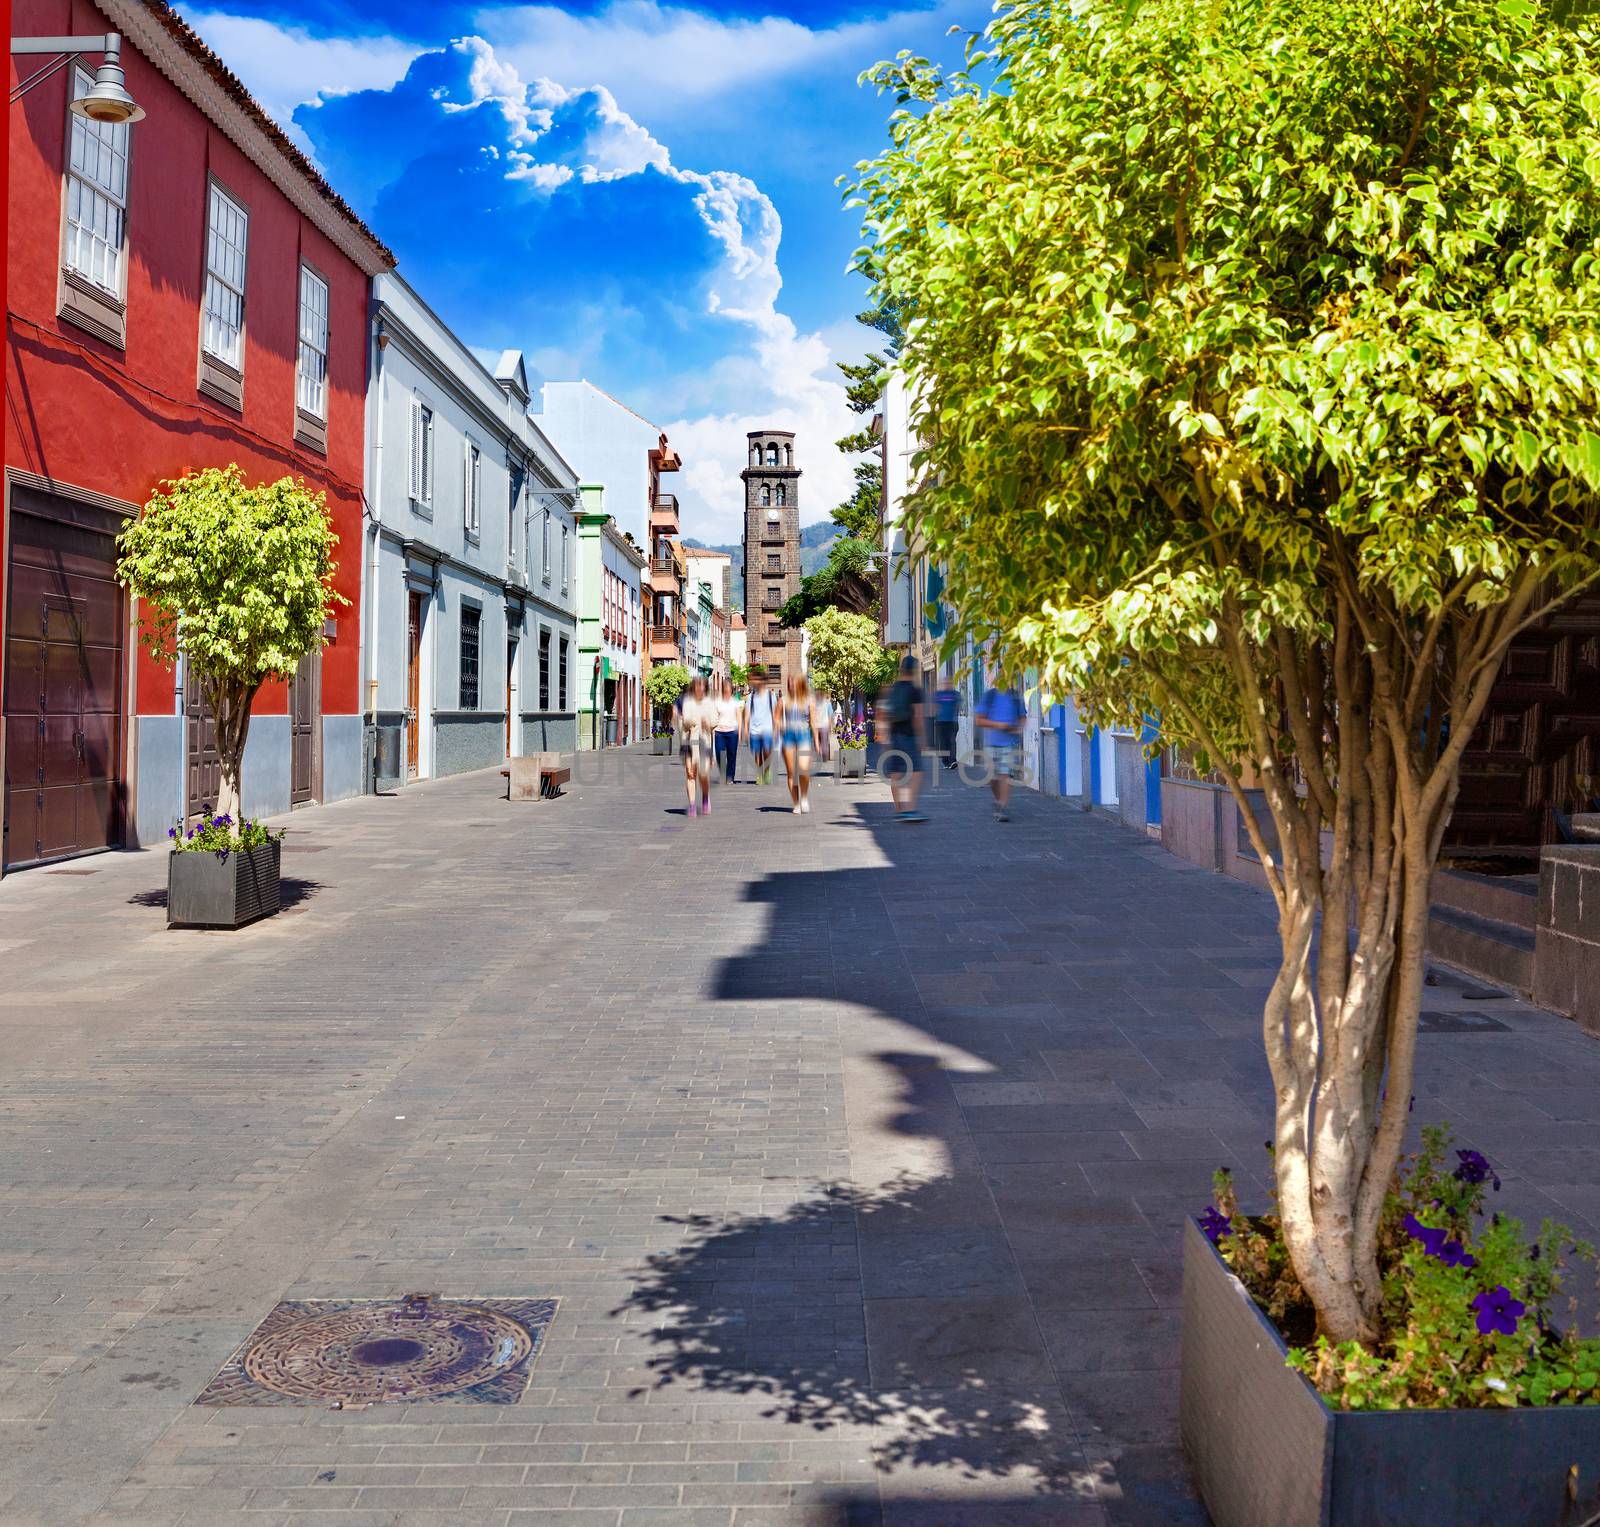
[677,675,718,817]
[712,679,744,785]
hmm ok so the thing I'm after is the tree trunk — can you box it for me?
[205,674,257,824]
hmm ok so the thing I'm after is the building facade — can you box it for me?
[741,429,802,684]
[729,614,747,680]
[3,0,392,873]
[574,484,644,748]
[363,274,578,788]
[536,381,680,735]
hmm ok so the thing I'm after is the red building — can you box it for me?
[3,0,392,873]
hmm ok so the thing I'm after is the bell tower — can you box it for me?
[740,431,802,684]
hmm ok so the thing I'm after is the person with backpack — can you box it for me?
[976,677,1025,821]
[877,654,928,822]
[743,672,778,785]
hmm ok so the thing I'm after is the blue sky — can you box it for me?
[178,0,983,541]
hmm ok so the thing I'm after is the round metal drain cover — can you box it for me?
[242,1299,534,1402]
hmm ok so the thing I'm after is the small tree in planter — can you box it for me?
[118,465,343,823]
[852,0,1600,1352]
[804,608,885,707]
[646,662,692,737]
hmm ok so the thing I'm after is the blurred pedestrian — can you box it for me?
[814,690,836,766]
[677,674,716,816]
[976,677,1025,821]
[877,655,928,822]
[933,681,960,769]
[779,675,820,814]
[744,671,777,785]
[713,678,743,784]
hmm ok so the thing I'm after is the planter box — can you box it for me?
[837,748,867,780]
[650,736,672,756]
[167,840,281,930]
[1181,1217,1600,1526]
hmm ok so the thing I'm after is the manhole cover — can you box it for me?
[196,1294,557,1407]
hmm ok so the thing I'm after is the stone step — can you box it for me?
[1427,903,1536,997]
[1431,866,1538,932]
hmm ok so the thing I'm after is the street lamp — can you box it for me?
[11,33,144,122]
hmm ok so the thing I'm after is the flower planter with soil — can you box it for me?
[167,839,282,930]
[837,748,867,780]
[1182,1127,1600,1527]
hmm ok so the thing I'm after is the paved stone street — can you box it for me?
[4,755,1600,1526]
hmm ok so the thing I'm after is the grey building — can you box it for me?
[740,429,802,684]
[362,274,579,789]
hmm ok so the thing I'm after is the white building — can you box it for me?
[363,274,579,788]
[574,484,646,748]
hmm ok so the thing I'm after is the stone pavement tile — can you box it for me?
[856,1230,1022,1300]
[1003,1243,1161,1312]
[968,1132,1136,1166]
[863,1297,1055,1391]
[1061,1371,1180,1449]
[1034,1309,1182,1373]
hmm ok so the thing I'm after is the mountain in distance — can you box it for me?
[682,521,841,611]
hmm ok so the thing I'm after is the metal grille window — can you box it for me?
[64,68,129,295]
[558,637,569,710]
[409,398,433,506]
[767,553,780,570]
[296,266,328,417]
[459,607,481,710]
[463,442,481,536]
[202,183,249,367]
[539,629,551,709]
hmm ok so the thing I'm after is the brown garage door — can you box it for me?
[3,499,126,870]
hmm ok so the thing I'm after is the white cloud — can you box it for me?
[476,0,931,125]
[420,36,859,541]
[181,11,418,137]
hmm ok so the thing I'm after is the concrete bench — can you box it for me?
[500,753,571,801]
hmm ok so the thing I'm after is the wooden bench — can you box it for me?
[500,752,571,801]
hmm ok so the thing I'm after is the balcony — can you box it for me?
[650,495,680,529]
[651,556,677,575]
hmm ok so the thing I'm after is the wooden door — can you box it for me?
[505,639,516,756]
[1447,592,1600,846]
[185,679,222,824]
[3,510,124,870]
[289,647,320,805]
[405,591,422,778]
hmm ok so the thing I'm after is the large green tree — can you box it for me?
[803,608,886,700]
[117,466,342,823]
[852,0,1600,1344]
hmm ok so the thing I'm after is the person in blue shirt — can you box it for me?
[933,683,960,769]
[976,681,1024,822]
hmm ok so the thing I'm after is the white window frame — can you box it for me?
[64,66,130,297]
[201,181,249,369]
[561,523,569,593]
[296,264,329,419]
[409,395,435,511]
[542,507,551,584]
[463,439,482,538]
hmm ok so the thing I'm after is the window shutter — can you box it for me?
[409,399,421,500]
[422,410,433,504]
[463,444,471,532]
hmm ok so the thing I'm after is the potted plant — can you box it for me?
[117,464,344,831]
[646,662,691,755]
[835,717,869,779]
[852,0,1600,1515]
[1186,1130,1600,1525]
[166,812,286,929]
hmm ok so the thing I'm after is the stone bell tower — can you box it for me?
[740,430,802,685]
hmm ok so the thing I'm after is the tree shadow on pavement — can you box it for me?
[609,788,1266,1524]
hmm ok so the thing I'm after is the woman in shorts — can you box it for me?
[779,675,819,815]
[677,675,717,816]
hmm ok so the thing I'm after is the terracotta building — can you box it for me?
[3,0,391,873]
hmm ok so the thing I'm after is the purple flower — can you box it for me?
[1438,1239,1477,1269]
[1455,1150,1501,1192]
[1404,1212,1449,1259]
[1199,1207,1232,1245]
[167,826,177,839]
[1471,1285,1526,1338]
